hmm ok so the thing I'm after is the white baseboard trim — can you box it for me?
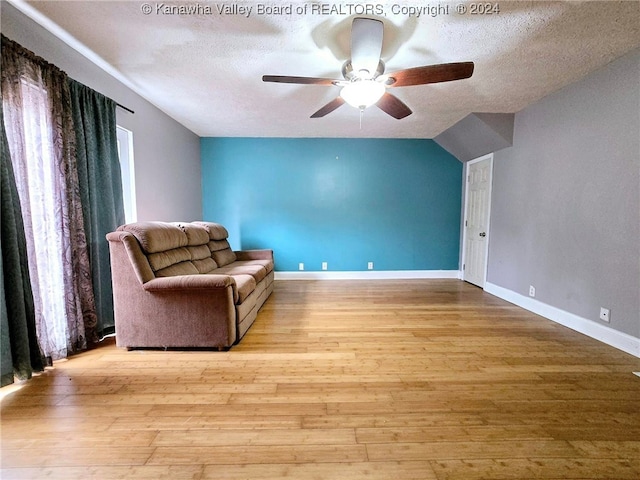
[275,270,461,281]
[484,282,640,358]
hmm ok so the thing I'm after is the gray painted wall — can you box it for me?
[488,48,640,338]
[1,3,202,222]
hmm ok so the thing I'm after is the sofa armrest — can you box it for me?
[143,274,234,292]
[107,230,155,284]
[120,273,238,348]
[235,249,273,261]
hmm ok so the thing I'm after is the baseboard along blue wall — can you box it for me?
[201,137,462,272]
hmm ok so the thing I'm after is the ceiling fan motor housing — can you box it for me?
[342,59,385,80]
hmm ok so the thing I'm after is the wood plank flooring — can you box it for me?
[2,279,639,479]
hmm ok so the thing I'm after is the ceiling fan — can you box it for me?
[262,17,474,119]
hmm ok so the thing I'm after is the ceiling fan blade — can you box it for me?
[310,97,345,118]
[262,75,338,86]
[350,17,383,77]
[387,62,474,87]
[376,92,412,119]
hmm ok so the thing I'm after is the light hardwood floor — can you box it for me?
[2,279,640,479]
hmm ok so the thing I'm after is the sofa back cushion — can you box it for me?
[178,223,219,273]
[209,239,237,267]
[190,245,218,273]
[122,222,187,253]
[120,221,218,277]
[148,247,193,274]
[193,221,238,267]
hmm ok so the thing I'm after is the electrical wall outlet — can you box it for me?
[529,285,536,297]
[599,307,610,323]
[322,262,328,271]
[368,262,374,270]
[298,263,304,271]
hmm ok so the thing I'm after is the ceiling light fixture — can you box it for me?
[340,80,385,110]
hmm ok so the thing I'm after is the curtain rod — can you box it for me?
[116,102,135,114]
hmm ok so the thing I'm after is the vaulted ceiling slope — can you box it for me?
[13,1,640,138]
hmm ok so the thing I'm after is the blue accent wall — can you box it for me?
[201,137,462,272]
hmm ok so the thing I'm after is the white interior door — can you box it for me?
[463,154,493,287]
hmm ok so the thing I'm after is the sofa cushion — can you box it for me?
[233,259,274,275]
[177,223,210,246]
[209,242,237,267]
[217,264,267,283]
[189,244,218,273]
[194,221,230,241]
[193,258,218,274]
[233,274,257,304]
[194,222,238,267]
[147,247,191,272]
[121,222,187,254]
[155,261,199,277]
[189,244,212,261]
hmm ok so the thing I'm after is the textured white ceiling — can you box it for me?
[17,1,640,138]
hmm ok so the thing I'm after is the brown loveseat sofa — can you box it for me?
[106,221,274,349]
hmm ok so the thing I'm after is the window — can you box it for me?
[116,125,136,223]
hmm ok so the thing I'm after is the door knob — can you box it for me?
[479,232,486,237]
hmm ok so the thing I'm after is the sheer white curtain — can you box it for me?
[15,79,69,359]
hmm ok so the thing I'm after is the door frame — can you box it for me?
[461,153,494,288]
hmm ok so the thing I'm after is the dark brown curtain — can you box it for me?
[69,79,124,337]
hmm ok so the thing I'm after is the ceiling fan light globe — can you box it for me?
[340,80,385,109]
